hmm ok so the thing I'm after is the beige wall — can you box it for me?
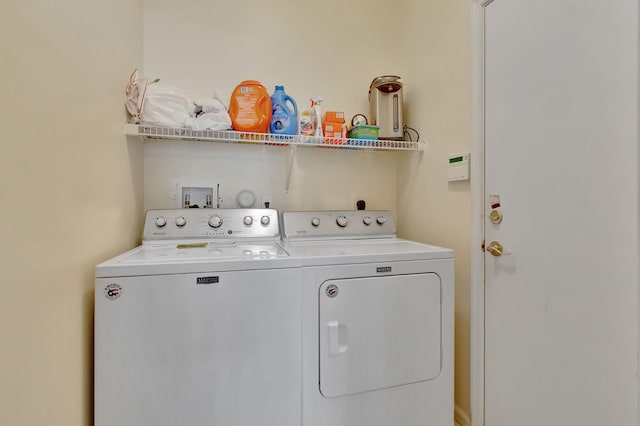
[398,0,473,415]
[0,0,143,425]
[142,0,402,212]
[0,0,474,424]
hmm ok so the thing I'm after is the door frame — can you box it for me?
[470,1,491,425]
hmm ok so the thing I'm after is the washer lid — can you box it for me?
[96,242,298,277]
[282,238,453,266]
[125,242,288,262]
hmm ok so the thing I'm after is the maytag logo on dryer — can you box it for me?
[197,276,219,285]
[104,283,122,301]
[377,266,392,273]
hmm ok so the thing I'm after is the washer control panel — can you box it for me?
[281,210,396,240]
[143,208,280,242]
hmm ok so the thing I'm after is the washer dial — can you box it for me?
[155,216,167,228]
[336,216,348,227]
[208,215,223,228]
[175,217,186,227]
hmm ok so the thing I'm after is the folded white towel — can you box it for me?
[194,92,228,114]
[185,111,232,131]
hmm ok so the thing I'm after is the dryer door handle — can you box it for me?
[327,321,348,355]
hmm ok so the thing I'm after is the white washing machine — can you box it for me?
[95,209,302,426]
[281,210,454,426]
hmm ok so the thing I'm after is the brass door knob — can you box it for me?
[486,241,505,257]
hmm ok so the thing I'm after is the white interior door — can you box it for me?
[481,1,638,425]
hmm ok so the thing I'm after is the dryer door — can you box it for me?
[319,273,441,398]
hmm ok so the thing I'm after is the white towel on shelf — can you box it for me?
[185,112,232,131]
[194,97,227,114]
[141,84,195,127]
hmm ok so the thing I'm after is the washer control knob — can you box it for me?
[175,216,187,227]
[154,216,167,228]
[376,216,386,225]
[243,216,253,226]
[260,215,271,226]
[311,217,320,227]
[336,216,348,227]
[208,215,223,228]
[363,216,372,226]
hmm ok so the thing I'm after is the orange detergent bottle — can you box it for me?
[228,80,272,133]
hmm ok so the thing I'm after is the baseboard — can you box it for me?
[455,404,471,426]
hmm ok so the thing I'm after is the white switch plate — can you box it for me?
[447,153,470,182]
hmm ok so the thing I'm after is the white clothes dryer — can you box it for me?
[281,210,454,426]
[95,209,302,426]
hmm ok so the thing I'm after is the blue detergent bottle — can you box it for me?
[270,86,298,135]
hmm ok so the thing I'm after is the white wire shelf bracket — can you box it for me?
[125,123,424,152]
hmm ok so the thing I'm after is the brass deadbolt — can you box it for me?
[489,210,503,224]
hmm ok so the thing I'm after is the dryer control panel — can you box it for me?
[281,211,397,240]
[142,208,280,242]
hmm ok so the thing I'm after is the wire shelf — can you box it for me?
[125,124,424,152]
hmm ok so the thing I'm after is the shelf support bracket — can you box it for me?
[285,145,297,193]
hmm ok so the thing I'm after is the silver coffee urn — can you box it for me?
[369,75,404,140]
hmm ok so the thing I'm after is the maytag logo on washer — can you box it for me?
[197,276,219,285]
[377,266,392,273]
[104,283,122,300]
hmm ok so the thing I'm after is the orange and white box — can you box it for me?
[323,122,346,138]
[324,111,345,124]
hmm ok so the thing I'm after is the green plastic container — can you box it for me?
[348,125,379,140]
